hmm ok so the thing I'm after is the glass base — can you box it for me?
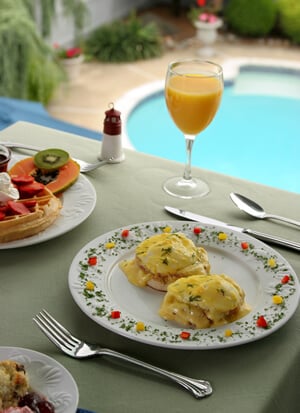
[163,176,210,199]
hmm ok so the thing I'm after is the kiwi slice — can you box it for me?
[34,148,70,170]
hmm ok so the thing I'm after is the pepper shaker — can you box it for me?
[99,103,125,163]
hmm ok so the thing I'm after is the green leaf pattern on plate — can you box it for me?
[69,221,299,349]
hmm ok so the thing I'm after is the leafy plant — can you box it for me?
[23,0,88,40]
[0,1,63,104]
[224,0,277,37]
[0,0,88,103]
[85,13,162,63]
[277,0,300,44]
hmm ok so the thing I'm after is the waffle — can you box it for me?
[0,186,61,243]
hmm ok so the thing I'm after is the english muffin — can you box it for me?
[119,232,210,291]
[159,274,251,328]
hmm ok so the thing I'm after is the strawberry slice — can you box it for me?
[22,200,37,208]
[7,200,30,215]
[18,182,44,198]
[0,205,9,214]
[11,175,35,185]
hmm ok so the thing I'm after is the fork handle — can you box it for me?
[98,347,212,399]
[1,141,42,152]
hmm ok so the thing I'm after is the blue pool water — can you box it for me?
[126,67,300,193]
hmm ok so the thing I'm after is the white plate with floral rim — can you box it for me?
[0,346,78,412]
[0,154,96,249]
[68,221,299,350]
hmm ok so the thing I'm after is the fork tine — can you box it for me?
[40,309,81,345]
[33,313,71,353]
[33,309,80,355]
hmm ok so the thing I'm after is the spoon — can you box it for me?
[230,192,300,229]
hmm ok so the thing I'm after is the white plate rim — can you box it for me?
[68,220,300,350]
[0,346,78,413]
[0,154,96,249]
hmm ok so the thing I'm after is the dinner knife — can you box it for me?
[164,206,300,252]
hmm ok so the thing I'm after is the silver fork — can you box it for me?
[33,309,212,399]
[1,141,112,173]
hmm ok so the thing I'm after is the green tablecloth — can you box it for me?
[1,121,299,413]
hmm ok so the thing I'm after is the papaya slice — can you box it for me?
[9,157,80,194]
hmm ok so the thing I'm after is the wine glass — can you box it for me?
[164,59,223,198]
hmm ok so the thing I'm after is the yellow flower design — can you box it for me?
[272,295,283,304]
[105,242,115,249]
[85,281,95,291]
[268,258,277,268]
[135,321,145,331]
[218,232,227,241]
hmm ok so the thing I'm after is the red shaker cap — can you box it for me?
[103,103,121,135]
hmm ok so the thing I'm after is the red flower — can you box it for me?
[65,47,82,58]
[180,331,191,340]
[256,315,268,329]
[110,310,121,319]
[121,229,130,238]
[197,0,206,6]
[55,45,82,59]
[241,242,249,250]
[281,275,290,284]
[88,256,97,266]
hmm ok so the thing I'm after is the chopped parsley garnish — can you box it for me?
[161,247,172,255]
[189,295,201,302]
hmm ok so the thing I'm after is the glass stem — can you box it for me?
[183,135,195,181]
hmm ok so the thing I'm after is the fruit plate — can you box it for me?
[0,154,96,249]
[0,346,79,413]
[68,221,299,350]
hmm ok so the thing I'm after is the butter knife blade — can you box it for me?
[164,206,300,252]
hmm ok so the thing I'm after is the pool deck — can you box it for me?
[47,10,300,136]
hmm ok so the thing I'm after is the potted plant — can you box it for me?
[54,45,84,81]
[188,0,223,57]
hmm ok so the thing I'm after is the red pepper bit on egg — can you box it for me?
[110,310,121,319]
[88,256,97,266]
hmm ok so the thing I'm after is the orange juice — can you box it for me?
[165,74,223,135]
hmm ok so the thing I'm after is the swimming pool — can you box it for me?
[119,59,300,194]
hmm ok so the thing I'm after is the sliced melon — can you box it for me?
[9,157,80,194]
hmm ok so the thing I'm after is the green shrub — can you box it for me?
[0,0,88,103]
[85,13,163,62]
[225,0,277,37]
[277,0,300,44]
[0,3,63,104]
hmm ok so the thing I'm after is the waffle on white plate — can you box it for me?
[0,179,61,243]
